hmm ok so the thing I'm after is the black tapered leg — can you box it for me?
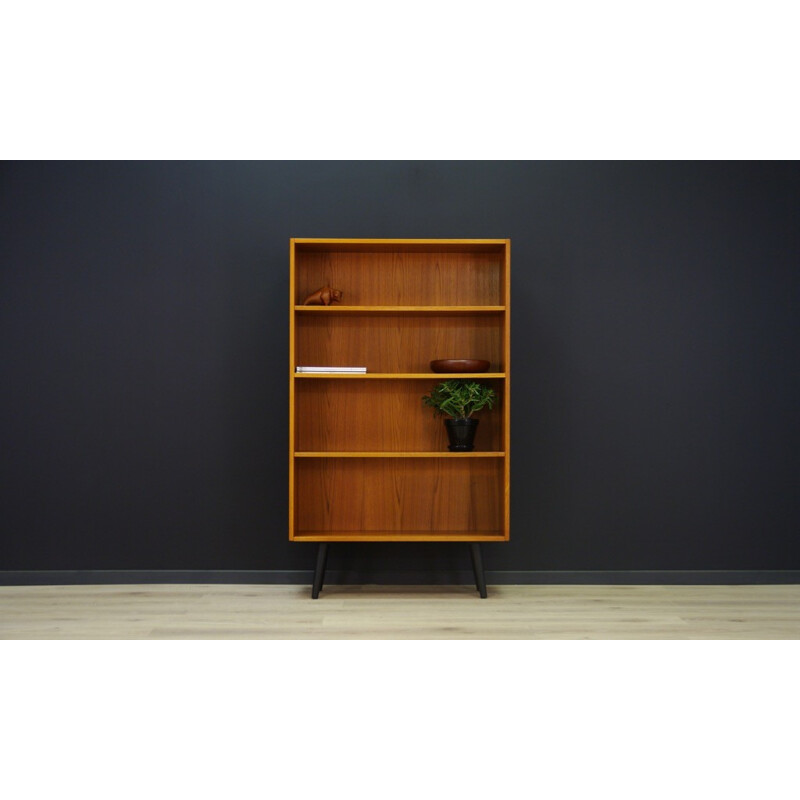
[469,543,488,599]
[319,545,328,591]
[311,543,329,599]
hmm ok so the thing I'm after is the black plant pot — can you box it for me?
[444,418,479,451]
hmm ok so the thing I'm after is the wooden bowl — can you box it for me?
[430,359,491,373]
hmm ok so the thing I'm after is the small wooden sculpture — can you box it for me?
[303,285,343,305]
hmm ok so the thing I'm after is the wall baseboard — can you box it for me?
[1,569,799,586]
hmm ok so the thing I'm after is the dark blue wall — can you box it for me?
[1,161,798,578]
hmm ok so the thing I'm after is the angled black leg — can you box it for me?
[319,545,328,591]
[469,543,488,599]
[468,544,480,592]
[311,543,329,599]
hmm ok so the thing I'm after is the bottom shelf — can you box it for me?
[294,457,505,539]
[293,531,507,542]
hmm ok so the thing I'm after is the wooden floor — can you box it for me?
[1,583,799,638]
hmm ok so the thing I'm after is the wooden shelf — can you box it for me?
[292,238,508,253]
[295,305,505,313]
[295,380,504,452]
[294,451,505,458]
[294,372,506,379]
[293,531,507,542]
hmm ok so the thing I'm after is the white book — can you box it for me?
[296,366,367,373]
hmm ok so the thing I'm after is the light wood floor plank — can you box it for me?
[1,584,799,639]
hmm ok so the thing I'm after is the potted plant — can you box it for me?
[422,379,497,451]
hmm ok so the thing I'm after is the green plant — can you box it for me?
[422,379,496,420]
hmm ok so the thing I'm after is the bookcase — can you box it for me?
[289,239,510,595]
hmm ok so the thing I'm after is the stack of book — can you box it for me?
[295,366,367,373]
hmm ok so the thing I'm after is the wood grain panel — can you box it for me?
[293,239,508,253]
[294,373,506,379]
[296,314,502,373]
[289,239,510,543]
[295,378,503,452]
[294,306,506,313]
[295,458,503,535]
[295,250,502,306]
[295,452,505,458]
[292,532,505,541]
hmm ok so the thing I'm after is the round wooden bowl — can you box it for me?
[430,359,491,373]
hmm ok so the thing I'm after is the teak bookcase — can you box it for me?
[289,238,510,597]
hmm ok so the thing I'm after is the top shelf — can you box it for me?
[294,305,505,314]
[292,240,507,307]
[292,238,508,253]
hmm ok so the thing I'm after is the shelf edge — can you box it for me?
[294,305,505,312]
[293,373,506,379]
[291,532,508,542]
[294,452,506,458]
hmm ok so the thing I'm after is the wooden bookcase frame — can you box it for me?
[289,238,510,546]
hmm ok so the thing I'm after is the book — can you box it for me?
[295,366,367,373]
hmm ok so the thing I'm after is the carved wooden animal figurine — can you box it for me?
[303,285,343,305]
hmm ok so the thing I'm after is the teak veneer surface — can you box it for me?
[293,373,506,379]
[295,250,502,306]
[292,532,506,542]
[295,458,503,535]
[295,378,503,453]
[295,305,506,313]
[293,238,507,248]
[296,314,502,374]
[294,452,505,458]
[289,239,510,542]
